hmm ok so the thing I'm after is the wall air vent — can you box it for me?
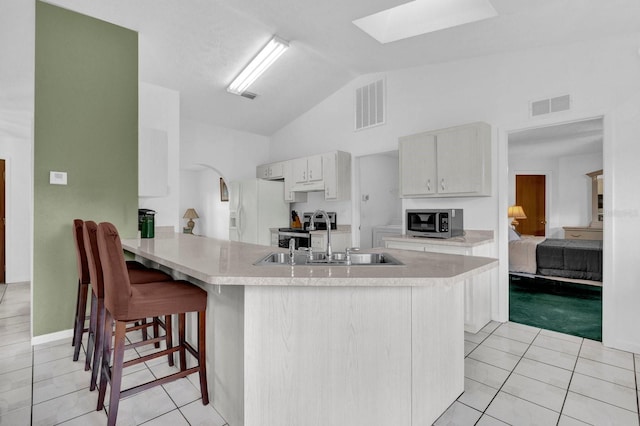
[355,78,385,130]
[530,94,571,117]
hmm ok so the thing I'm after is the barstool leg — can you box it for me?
[106,320,127,426]
[178,313,187,371]
[198,310,209,405]
[97,310,113,411]
[164,315,174,367]
[72,281,89,361]
[85,292,97,371]
[90,297,105,391]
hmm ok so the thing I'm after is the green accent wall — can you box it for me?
[34,2,139,336]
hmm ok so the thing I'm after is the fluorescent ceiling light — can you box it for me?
[227,36,289,96]
[353,0,498,44]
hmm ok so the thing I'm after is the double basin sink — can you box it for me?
[254,251,403,266]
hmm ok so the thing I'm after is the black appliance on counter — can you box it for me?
[138,209,156,239]
[277,211,337,248]
[406,209,463,239]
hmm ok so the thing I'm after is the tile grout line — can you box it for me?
[554,335,583,426]
[473,325,544,425]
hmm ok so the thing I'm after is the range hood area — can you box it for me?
[290,181,324,193]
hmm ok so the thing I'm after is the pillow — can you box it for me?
[508,226,521,241]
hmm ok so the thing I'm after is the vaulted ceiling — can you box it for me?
[45,0,640,136]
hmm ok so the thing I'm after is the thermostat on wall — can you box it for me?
[49,171,68,185]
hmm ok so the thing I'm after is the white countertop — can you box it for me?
[383,230,494,247]
[121,231,497,287]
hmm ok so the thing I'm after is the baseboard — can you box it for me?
[31,328,73,346]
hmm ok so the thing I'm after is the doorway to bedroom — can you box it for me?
[508,117,604,340]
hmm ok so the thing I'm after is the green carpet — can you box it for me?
[509,274,602,341]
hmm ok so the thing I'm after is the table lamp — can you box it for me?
[183,208,199,233]
[508,205,527,228]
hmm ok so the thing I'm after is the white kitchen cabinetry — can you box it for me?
[384,232,494,333]
[322,151,351,201]
[293,155,323,184]
[257,151,351,201]
[399,122,491,198]
[139,128,169,197]
[283,161,308,203]
[256,162,284,180]
[311,231,351,253]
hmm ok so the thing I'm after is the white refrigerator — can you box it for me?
[228,179,289,246]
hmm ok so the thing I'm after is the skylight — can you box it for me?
[353,0,498,44]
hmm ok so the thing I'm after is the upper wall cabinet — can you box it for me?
[256,162,285,180]
[399,122,492,198]
[139,127,169,197]
[292,155,324,185]
[257,151,351,201]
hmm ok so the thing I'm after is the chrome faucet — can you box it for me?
[309,209,332,261]
[288,238,296,265]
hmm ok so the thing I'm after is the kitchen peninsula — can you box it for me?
[121,231,497,426]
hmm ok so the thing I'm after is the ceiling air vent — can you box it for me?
[240,91,257,100]
[355,78,385,130]
[530,94,571,117]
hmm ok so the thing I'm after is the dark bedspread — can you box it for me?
[536,238,603,281]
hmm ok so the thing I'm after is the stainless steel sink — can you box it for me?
[254,251,403,266]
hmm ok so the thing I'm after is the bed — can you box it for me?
[509,234,603,282]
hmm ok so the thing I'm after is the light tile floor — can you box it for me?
[2,281,640,425]
[0,282,227,425]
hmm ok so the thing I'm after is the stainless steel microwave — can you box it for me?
[406,209,463,239]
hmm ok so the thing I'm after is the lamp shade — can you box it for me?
[507,205,527,219]
[183,208,199,220]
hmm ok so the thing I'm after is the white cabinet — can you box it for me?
[322,151,351,201]
[139,128,169,197]
[256,162,284,180]
[258,151,351,201]
[385,234,493,333]
[282,161,307,203]
[293,155,323,184]
[399,122,491,198]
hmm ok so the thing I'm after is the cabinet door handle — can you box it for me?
[303,171,306,180]
[440,179,445,191]
[426,179,431,192]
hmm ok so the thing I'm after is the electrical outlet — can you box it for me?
[49,171,67,185]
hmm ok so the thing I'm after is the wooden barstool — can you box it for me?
[96,222,209,426]
[72,219,153,361]
[82,220,174,391]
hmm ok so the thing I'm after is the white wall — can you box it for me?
[138,82,181,230]
[180,119,271,239]
[180,168,229,239]
[271,32,640,350]
[0,0,34,283]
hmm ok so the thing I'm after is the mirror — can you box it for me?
[587,169,603,228]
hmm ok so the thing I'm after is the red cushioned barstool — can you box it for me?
[72,219,154,361]
[82,220,175,391]
[96,222,209,426]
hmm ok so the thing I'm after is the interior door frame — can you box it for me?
[499,115,605,327]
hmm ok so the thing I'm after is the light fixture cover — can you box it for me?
[227,36,289,96]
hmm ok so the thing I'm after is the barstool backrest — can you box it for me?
[72,219,90,285]
[83,221,104,298]
[97,222,133,318]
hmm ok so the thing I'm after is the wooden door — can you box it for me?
[1,160,5,282]
[515,174,546,236]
